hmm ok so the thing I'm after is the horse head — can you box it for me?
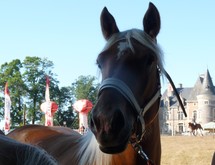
[90,2,163,154]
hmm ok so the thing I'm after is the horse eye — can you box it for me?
[96,60,102,69]
[147,55,156,65]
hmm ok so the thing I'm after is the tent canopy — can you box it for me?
[203,122,215,130]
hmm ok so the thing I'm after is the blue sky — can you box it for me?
[1,1,215,92]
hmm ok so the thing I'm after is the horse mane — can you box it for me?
[39,131,114,165]
[17,145,57,165]
[75,131,113,165]
[17,145,58,165]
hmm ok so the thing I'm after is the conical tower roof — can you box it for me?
[187,75,203,100]
[200,69,215,95]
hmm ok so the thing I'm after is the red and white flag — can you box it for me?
[4,82,11,132]
[40,76,58,126]
[45,76,51,126]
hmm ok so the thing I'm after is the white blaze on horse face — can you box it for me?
[101,29,164,72]
[117,41,130,58]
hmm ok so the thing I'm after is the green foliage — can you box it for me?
[22,56,57,124]
[0,59,25,126]
[54,86,75,126]
[71,75,99,105]
[0,57,99,129]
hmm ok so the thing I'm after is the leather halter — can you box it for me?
[98,75,160,165]
[99,78,161,139]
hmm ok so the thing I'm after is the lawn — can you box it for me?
[161,135,215,165]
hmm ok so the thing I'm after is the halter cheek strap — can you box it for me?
[98,78,161,136]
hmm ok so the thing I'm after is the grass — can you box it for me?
[161,135,215,165]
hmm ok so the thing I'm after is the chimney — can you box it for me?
[167,83,173,97]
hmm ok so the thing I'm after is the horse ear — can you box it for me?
[100,7,119,40]
[143,2,161,39]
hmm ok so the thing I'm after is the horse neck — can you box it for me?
[44,132,105,165]
[138,114,161,165]
[54,132,138,165]
[79,132,139,165]
[111,144,137,165]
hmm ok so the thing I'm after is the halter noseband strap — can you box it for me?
[98,78,161,136]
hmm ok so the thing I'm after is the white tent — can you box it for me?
[203,122,215,130]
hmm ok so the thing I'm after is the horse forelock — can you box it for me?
[101,29,164,74]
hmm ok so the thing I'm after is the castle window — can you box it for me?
[204,100,209,105]
[166,112,170,120]
[165,101,169,108]
[193,110,197,121]
[178,111,183,120]
[178,123,183,133]
[213,108,215,121]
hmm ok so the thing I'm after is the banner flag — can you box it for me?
[4,82,11,132]
[40,76,58,126]
[45,76,51,126]
[45,102,52,126]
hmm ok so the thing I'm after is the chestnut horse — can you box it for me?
[0,134,57,165]
[188,122,203,136]
[7,3,184,165]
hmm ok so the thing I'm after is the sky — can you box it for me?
[1,1,215,93]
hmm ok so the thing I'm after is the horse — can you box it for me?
[8,3,174,165]
[8,125,137,165]
[0,134,57,165]
[188,122,203,136]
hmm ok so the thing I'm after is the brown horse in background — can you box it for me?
[188,122,203,136]
[8,3,165,165]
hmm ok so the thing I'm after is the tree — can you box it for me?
[54,86,75,127]
[0,59,26,127]
[71,75,99,104]
[0,57,100,128]
[22,56,59,124]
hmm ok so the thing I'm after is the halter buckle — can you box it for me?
[131,141,154,165]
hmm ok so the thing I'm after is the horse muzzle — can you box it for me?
[98,135,129,154]
[90,107,132,154]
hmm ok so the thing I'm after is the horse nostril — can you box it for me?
[90,108,125,135]
[90,116,100,133]
[111,109,125,132]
